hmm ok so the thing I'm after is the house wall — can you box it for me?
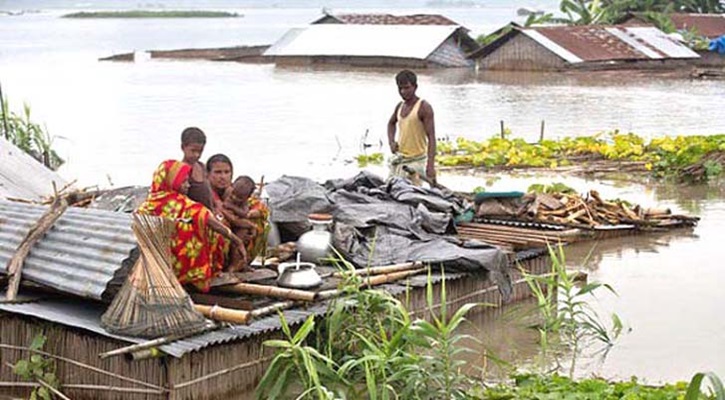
[475,34,568,71]
[427,36,474,67]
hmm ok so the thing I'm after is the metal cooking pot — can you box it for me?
[276,261,322,289]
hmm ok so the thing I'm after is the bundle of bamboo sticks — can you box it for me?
[521,190,698,228]
[101,214,208,338]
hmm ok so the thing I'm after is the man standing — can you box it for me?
[387,70,436,186]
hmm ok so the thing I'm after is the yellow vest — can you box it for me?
[397,99,428,158]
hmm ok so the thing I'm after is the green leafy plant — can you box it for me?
[256,314,340,400]
[475,373,696,399]
[686,372,725,400]
[527,182,576,195]
[1,93,64,170]
[521,244,623,377]
[431,130,725,182]
[12,334,61,400]
[355,152,384,167]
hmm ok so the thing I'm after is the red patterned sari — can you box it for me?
[137,160,228,292]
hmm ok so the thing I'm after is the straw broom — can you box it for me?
[101,214,207,338]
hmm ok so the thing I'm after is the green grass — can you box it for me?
[474,373,705,399]
[62,10,241,19]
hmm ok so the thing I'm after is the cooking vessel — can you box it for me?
[277,261,322,289]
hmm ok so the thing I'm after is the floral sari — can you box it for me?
[137,160,228,292]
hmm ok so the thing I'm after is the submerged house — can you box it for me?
[470,24,700,71]
[620,12,725,39]
[264,13,480,68]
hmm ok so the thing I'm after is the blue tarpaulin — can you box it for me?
[709,35,725,54]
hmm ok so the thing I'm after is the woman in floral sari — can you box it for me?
[137,160,245,292]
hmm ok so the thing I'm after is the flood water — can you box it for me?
[1,0,725,393]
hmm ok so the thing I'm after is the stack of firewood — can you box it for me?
[521,190,698,228]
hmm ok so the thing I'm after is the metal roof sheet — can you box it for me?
[0,294,329,358]
[0,137,68,201]
[264,24,460,59]
[0,200,136,301]
[604,27,666,59]
[623,26,700,58]
[525,25,698,63]
[0,269,488,357]
[522,29,583,63]
[669,13,725,39]
[320,13,459,26]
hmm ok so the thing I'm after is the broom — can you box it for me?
[101,213,208,338]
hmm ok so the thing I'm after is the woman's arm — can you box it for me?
[207,216,244,247]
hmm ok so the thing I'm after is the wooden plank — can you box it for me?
[5,197,68,301]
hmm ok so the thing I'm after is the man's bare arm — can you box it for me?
[420,101,437,183]
[387,104,400,154]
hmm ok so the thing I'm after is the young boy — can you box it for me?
[180,127,214,210]
[219,176,269,272]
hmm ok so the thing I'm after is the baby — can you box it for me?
[220,176,269,272]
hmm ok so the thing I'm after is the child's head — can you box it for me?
[228,175,256,205]
[180,127,206,164]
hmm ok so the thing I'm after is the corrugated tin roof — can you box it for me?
[523,25,699,63]
[670,13,725,39]
[0,137,68,201]
[0,200,136,301]
[316,13,459,26]
[0,296,330,357]
[522,29,583,63]
[0,269,493,357]
[264,24,461,59]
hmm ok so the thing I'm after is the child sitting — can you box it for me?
[220,176,270,272]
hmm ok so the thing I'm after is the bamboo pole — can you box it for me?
[318,268,427,301]
[2,362,68,400]
[98,325,213,360]
[0,344,165,391]
[362,268,426,286]
[4,197,68,301]
[195,304,251,324]
[217,282,316,302]
[332,262,421,278]
[250,300,296,318]
[0,382,165,395]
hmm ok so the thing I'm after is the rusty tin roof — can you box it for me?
[670,13,725,39]
[523,25,699,63]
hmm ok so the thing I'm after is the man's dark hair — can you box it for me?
[206,153,233,173]
[395,70,417,86]
[181,127,206,146]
